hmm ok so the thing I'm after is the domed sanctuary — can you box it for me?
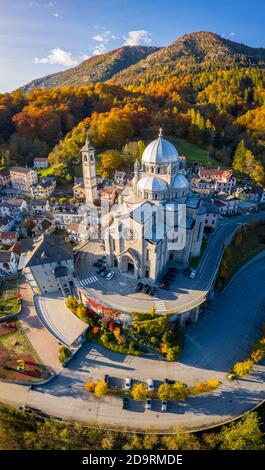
[96,129,206,282]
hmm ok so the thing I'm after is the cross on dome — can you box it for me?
[158,127,163,138]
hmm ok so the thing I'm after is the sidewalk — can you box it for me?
[19,280,61,373]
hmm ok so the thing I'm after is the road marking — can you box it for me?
[155,300,166,312]
[83,276,98,286]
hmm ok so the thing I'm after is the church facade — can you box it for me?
[81,130,207,283]
[104,131,206,282]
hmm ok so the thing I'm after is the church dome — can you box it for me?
[172,173,189,191]
[137,175,169,192]
[142,131,179,165]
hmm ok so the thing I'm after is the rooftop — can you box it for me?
[10,166,35,175]
[24,233,73,268]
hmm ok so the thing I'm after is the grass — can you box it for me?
[0,321,38,357]
[167,136,224,168]
[190,239,208,268]
[0,278,21,317]
[37,165,57,178]
[217,221,265,290]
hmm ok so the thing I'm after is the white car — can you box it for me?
[147,378,155,391]
[124,377,132,390]
[189,269,196,279]
[106,271,115,281]
[145,398,152,410]
[161,400,167,412]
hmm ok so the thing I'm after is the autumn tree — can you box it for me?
[131,383,148,401]
[157,384,171,401]
[94,380,108,397]
[219,413,264,450]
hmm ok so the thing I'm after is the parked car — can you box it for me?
[184,267,192,276]
[136,282,143,292]
[122,397,129,410]
[106,271,115,281]
[124,377,132,390]
[145,285,152,295]
[159,281,169,290]
[143,284,151,294]
[104,374,110,385]
[149,287,156,296]
[161,400,167,412]
[163,378,170,384]
[189,269,196,279]
[93,261,101,268]
[147,378,155,391]
[100,269,109,277]
[145,398,152,410]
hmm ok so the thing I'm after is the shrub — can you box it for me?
[94,380,108,397]
[84,381,95,392]
[131,383,148,401]
[169,381,188,400]
[166,345,182,361]
[65,295,79,313]
[58,346,71,364]
[232,360,254,377]
[157,384,171,401]
[207,378,221,390]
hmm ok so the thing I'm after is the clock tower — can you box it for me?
[81,136,98,205]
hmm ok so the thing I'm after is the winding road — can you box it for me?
[1,250,265,432]
[75,212,265,315]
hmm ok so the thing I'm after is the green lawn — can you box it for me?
[0,279,21,317]
[0,321,36,356]
[167,136,223,168]
[37,165,57,178]
[190,239,208,268]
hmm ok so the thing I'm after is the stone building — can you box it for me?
[23,233,74,296]
[102,130,206,282]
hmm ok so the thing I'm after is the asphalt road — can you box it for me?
[22,252,265,432]
[75,211,265,314]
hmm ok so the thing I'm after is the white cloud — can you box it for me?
[48,1,56,7]
[123,30,152,46]
[93,44,107,56]
[53,12,59,17]
[92,30,117,56]
[34,48,78,66]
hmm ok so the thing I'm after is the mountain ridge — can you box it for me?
[20,45,158,93]
[21,32,265,92]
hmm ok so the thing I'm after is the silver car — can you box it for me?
[124,377,132,390]
[145,398,152,410]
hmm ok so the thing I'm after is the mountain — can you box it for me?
[112,32,265,85]
[21,45,158,93]
[21,32,265,92]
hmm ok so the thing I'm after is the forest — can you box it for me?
[0,66,265,183]
[0,404,264,450]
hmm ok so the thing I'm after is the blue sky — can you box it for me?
[0,0,265,92]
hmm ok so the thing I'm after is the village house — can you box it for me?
[30,177,56,199]
[0,215,15,233]
[67,221,90,243]
[73,180,86,201]
[22,233,74,296]
[99,185,116,207]
[0,231,18,246]
[0,250,19,278]
[214,191,240,215]
[10,166,38,193]
[33,157,49,170]
[0,170,11,188]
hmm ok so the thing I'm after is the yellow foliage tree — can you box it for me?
[131,383,148,401]
[94,379,108,397]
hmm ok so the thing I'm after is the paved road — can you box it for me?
[21,253,265,431]
[75,212,265,314]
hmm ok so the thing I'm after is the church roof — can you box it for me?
[172,173,189,190]
[142,135,179,165]
[137,175,169,192]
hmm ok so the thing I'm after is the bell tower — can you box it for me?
[81,136,98,205]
